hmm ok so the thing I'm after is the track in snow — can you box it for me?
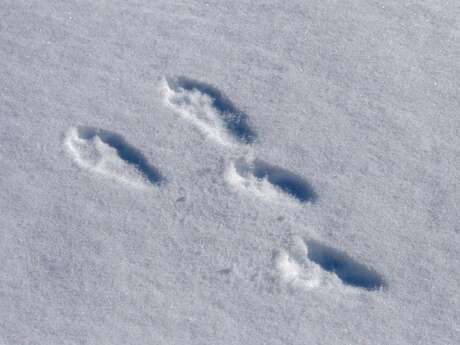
[227,157,317,203]
[274,237,386,292]
[160,76,256,146]
[65,126,162,188]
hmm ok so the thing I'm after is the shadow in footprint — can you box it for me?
[306,240,386,290]
[236,158,317,203]
[77,126,162,185]
[169,76,257,144]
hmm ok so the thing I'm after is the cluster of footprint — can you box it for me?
[65,76,386,292]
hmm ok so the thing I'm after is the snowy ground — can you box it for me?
[1,1,459,344]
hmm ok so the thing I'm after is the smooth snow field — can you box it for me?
[1,1,459,344]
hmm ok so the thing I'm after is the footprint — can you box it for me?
[227,157,317,203]
[65,126,162,188]
[160,77,256,146]
[305,240,386,290]
[274,237,386,292]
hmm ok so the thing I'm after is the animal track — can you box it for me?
[59,78,382,299]
[160,77,256,146]
[65,126,162,188]
[274,237,385,292]
[227,157,317,203]
[306,240,386,290]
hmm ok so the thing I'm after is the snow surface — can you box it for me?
[1,1,460,344]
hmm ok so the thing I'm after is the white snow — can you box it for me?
[1,1,459,344]
[274,237,322,291]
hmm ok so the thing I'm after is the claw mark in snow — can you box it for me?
[227,157,317,203]
[65,126,162,188]
[160,77,256,146]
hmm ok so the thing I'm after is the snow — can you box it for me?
[1,1,459,344]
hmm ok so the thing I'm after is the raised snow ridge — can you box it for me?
[274,239,321,291]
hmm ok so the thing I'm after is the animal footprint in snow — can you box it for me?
[227,157,317,203]
[274,237,386,292]
[65,126,162,188]
[306,239,386,290]
[160,77,256,146]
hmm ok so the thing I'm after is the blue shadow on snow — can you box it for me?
[252,159,317,203]
[306,240,386,290]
